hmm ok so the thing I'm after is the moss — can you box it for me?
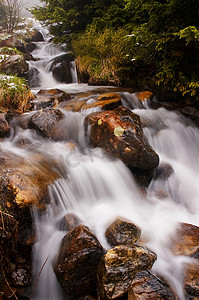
[0,74,34,112]
[0,47,22,55]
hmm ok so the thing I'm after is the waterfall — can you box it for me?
[1,21,199,300]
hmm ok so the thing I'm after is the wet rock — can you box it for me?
[49,53,75,83]
[105,218,141,246]
[128,270,175,300]
[85,106,159,169]
[153,163,174,181]
[129,167,154,188]
[26,42,37,53]
[0,151,60,208]
[0,114,11,137]
[29,30,43,42]
[25,67,40,88]
[31,89,71,110]
[0,55,29,76]
[82,93,122,110]
[97,244,157,299]
[62,98,87,112]
[136,91,153,102]
[58,213,82,231]
[184,263,199,298]
[29,108,64,138]
[171,223,199,258]
[54,225,104,299]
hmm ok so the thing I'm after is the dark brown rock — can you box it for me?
[97,245,157,299]
[49,53,75,83]
[105,218,141,246]
[128,270,175,300]
[171,223,199,258]
[0,55,29,76]
[58,213,82,231]
[30,30,44,42]
[0,113,10,137]
[54,225,104,299]
[29,108,64,138]
[85,106,159,169]
[184,263,199,298]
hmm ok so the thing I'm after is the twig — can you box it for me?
[30,256,49,300]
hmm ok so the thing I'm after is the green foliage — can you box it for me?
[73,27,133,85]
[0,47,22,55]
[0,74,33,111]
[32,0,199,100]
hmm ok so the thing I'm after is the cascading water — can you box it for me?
[1,22,199,300]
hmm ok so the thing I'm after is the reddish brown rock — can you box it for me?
[105,218,141,246]
[85,106,159,169]
[62,98,87,112]
[0,113,10,137]
[29,108,64,138]
[136,91,153,102]
[97,245,157,299]
[128,270,175,300]
[54,225,104,299]
[171,223,199,258]
[184,263,199,298]
[82,92,122,110]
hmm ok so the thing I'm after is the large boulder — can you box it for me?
[0,113,10,137]
[97,244,157,299]
[54,225,104,299]
[128,270,175,300]
[58,213,82,231]
[171,223,199,258]
[49,53,75,83]
[0,55,29,76]
[105,218,141,247]
[85,106,159,169]
[28,108,64,138]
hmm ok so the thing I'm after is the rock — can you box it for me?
[0,151,60,208]
[62,98,87,112]
[58,213,82,231]
[105,218,141,246]
[82,93,122,110]
[0,113,11,137]
[154,163,174,181]
[0,36,24,50]
[29,30,44,42]
[54,225,104,299]
[28,108,64,138]
[26,42,37,53]
[171,223,199,258]
[184,263,199,298]
[128,270,175,300]
[181,106,199,126]
[85,106,159,169]
[25,67,40,88]
[49,53,75,83]
[31,89,71,110]
[97,244,157,299]
[0,55,29,76]
[136,91,153,102]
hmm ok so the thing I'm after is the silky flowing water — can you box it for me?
[1,22,199,299]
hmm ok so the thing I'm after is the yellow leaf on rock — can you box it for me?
[114,127,124,137]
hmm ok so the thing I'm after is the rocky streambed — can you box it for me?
[0,20,199,300]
